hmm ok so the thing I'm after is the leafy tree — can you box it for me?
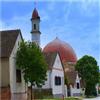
[98,73,100,94]
[64,77,68,85]
[16,41,47,100]
[99,70,100,84]
[75,55,99,97]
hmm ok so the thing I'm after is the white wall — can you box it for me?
[51,54,64,95]
[71,74,81,96]
[31,20,40,31]
[71,87,81,96]
[42,71,51,89]
[64,85,68,97]
[31,19,40,45]
[32,34,40,45]
[9,33,26,93]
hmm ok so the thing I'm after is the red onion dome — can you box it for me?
[43,37,77,63]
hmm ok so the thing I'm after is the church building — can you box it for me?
[0,7,82,98]
[31,8,82,97]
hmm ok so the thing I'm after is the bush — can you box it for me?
[98,89,100,94]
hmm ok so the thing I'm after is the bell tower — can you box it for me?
[31,8,41,46]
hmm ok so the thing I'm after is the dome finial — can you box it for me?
[55,33,60,40]
[56,36,58,39]
[31,0,40,20]
[34,0,37,8]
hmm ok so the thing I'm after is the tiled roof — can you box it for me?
[63,62,77,85]
[65,70,77,86]
[0,29,21,58]
[44,52,77,85]
[43,52,57,69]
[31,8,40,20]
[43,37,77,63]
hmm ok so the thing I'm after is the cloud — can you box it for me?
[40,1,99,67]
[0,12,32,41]
[0,0,100,2]
[0,20,6,30]
[39,9,50,21]
[0,0,100,67]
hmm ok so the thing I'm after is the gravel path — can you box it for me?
[83,96,100,100]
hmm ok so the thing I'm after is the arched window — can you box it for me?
[76,83,79,89]
[34,24,36,30]
[55,76,61,85]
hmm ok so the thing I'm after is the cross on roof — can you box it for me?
[34,0,37,8]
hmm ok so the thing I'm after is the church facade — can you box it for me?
[0,7,82,98]
[31,8,82,97]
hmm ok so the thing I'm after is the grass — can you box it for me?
[42,97,82,100]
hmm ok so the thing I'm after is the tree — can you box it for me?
[99,70,100,84]
[99,73,100,94]
[16,41,47,100]
[75,55,99,97]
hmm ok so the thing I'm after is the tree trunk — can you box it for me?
[31,83,32,100]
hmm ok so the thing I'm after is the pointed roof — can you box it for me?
[65,70,77,86]
[63,61,78,86]
[43,52,57,69]
[31,8,40,20]
[0,29,22,58]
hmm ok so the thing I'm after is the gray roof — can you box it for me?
[65,70,77,86]
[63,62,77,85]
[43,52,57,69]
[0,29,22,58]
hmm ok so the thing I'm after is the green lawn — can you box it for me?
[42,97,82,100]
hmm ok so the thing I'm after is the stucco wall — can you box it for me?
[31,19,40,45]
[51,54,64,95]
[71,74,81,96]
[42,71,51,89]
[41,54,64,96]
[0,58,10,87]
[9,33,26,93]
[71,87,81,96]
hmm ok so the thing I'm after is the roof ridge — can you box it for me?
[0,29,22,58]
[0,29,21,32]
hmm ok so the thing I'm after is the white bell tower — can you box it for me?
[31,8,41,46]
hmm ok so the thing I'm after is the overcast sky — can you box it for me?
[0,0,100,67]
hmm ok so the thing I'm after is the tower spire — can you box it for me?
[34,0,37,8]
[31,3,41,46]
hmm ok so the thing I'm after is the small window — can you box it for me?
[55,76,61,85]
[34,24,36,30]
[16,69,21,83]
[77,83,79,89]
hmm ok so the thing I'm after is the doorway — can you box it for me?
[67,85,71,96]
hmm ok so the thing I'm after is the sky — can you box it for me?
[0,0,100,67]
